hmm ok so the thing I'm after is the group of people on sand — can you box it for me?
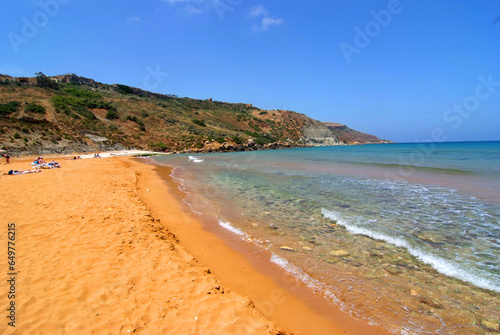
[2,152,103,177]
[1,154,63,177]
[31,157,61,170]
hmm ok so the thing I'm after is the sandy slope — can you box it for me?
[0,157,277,334]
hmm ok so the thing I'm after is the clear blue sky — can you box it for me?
[1,0,499,142]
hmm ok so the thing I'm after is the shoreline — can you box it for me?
[146,148,500,334]
[0,154,389,334]
[133,157,390,335]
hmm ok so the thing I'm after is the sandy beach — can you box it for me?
[0,155,388,334]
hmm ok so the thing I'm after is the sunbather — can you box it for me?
[6,169,42,175]
[38,160,61,169]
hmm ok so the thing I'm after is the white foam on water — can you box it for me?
[321,208,500,293]
[218,219,248,238]
[188,156,203,163]
[168,167,204,216]
[269,254,343,306]
[181,198,202,216]
[169,168,185,187]
[270,254,316,288]
[270,253,288,267]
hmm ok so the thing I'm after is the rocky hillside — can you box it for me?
[324,122,393,145]
[0,74,390,155]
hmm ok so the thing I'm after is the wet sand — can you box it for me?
[0,155,389,334]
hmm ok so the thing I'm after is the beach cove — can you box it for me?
[0,155,388,334]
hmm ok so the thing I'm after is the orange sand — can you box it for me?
[0,156,389,334]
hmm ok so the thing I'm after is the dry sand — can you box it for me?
[0,155,389,334]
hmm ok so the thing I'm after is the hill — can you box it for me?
[0,73,391,155]
[324,122,393,145]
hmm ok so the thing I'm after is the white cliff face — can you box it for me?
[301,136,341,146]
[301,119,341,146]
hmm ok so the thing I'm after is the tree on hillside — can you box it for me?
[35,72,59,90]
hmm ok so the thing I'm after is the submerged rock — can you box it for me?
[480,320,500,332]
[330,250,350,257]
[328,224,337,230]
[324,258,338,264]
[300,235,316,244]
[417,234,443,245]
[419,296,444,309]
[383,266,403,275]
[280,246,295,252]
[302,246,314,251]
[346,260,363,267]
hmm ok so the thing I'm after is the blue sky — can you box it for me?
[1,0,499,142]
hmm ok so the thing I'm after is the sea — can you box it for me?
[153,141,500,334]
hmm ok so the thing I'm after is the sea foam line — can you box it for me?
[218,219,248,238]
[321,208,500,293]
[268,253,402,331]
[269,254,343,307]
[217,218,341,304]
[168,167,204,216]
[213,216,388,330]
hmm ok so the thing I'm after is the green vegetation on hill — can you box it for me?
[0,74,309,153]
[0,101,21,116]
[63,87,102,100]
[24,102,45,114]
[0,73,390,155]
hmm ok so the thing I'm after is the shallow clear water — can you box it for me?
[155,142,500,334]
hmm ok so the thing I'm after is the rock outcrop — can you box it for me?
[52,74,100,86]
[324,122,393,144]
[301,119,341,146]
[181,139,299,154]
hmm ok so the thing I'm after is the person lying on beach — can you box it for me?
[49,160,60,168]
[6,169,42,175]
[94,153,102,158]
[38,160,61,169]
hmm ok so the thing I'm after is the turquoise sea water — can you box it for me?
[155,141,500,334]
